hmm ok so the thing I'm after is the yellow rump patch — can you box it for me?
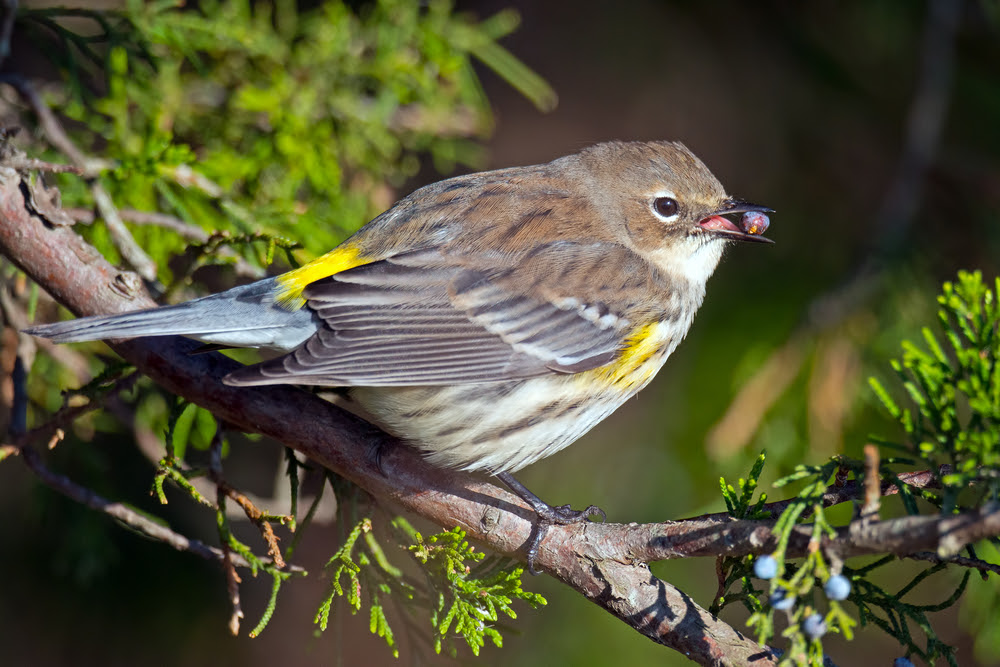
[274,244,368,308]
[582,322,668,390]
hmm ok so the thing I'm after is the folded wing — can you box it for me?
[224,246,634,387]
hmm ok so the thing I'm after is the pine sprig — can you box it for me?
[730,271,1000,666]
[313,519,545,659]
[870,271,1000,502]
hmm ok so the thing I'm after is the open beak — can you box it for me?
[698,198,774,244]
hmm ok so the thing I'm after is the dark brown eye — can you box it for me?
[653,197,679,218]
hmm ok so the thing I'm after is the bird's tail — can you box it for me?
[24,278,317,352]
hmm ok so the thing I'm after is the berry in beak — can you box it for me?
[698,199,774,244]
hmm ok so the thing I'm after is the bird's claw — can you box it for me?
[524,502,606,576]
[547,503,606,524]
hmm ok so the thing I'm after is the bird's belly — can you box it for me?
[351,344,672,473]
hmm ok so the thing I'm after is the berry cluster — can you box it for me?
[754,554,849,641]
[753,555,916,665]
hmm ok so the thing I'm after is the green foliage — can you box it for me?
[18,0,554,285]
[715,271,1000,666]
[315,517,545,659]
[409,524,546,657]
[720,450,770,520]
[869,270,1000,507]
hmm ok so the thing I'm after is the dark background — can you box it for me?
[2,1,999,666]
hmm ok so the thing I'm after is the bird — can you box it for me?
[26,140,772,569]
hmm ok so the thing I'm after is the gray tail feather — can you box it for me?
[23,278,317,351]
[23,301,223,343]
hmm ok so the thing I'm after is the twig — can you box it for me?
[62,206,264,279]
[206,423,288,569]
[3,370,140,450]
[65,207,210,241]
[123,409,330,524]
[222,543,244,636]
[861,444,882,519]
[217,478,289,569]
[691,467,943,524]
[91,182,159,282]
[4,155,82,174]
[8,355,28,436]
[210,428,245,636]
[165,163,224,199]
[906,550,1000,576]
[1,284,32,437]
[17,443,294,571]
[622,503,1000,564]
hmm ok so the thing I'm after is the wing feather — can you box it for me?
[226,245,640,387]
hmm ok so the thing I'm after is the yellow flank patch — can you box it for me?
[582,322,667,390]
[274,243,369,308]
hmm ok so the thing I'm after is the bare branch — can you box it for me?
[65,207,210,241]
[614,503,1000,565]
[62,207,265,279]
[4,155,82,174]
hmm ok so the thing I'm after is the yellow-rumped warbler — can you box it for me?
[26,141,771,565]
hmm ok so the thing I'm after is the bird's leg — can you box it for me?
[495,471,605,575]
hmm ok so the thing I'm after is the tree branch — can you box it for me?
[617,503,1000,564]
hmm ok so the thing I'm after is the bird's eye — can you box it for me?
[652,197,679,219]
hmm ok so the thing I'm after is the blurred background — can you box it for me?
[2,1,999,665]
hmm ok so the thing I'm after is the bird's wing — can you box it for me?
[225,245,644,387]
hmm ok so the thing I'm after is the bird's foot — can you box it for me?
[537,502,607,525]
[496,472,605,575]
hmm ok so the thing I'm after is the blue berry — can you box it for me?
[893,659,915,667]
[769,588,796,611]
[802,613,827,640]
[740,210,770,235]
[754,555,778,579]
[824,574,852,601]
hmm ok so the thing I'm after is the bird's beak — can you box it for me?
[698,198,774,244]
